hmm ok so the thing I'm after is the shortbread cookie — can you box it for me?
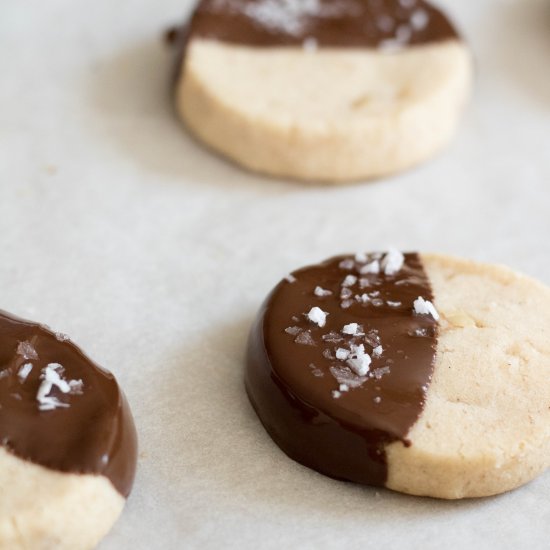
[0,310,137,549]
[246,252,550,498]
[172,0,472,182]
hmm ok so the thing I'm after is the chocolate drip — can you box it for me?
[184,0,459,48]
[246,253,438,487]
[0,310,137,497]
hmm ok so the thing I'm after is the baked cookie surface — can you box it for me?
[173,0,472,182]
[0,310,137,549]
[246,252,550,498]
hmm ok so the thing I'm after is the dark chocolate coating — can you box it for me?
[246,253,438,487]
[0,310,137,497]
[184,0,459,48]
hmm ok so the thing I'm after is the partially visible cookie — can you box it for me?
[172,0,472,182]
[246,252,550,498]
[0,310,137,549]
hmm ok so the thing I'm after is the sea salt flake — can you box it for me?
[323,349,334,360]
[372,366,391,380]
[285,326,302,336]
[373,345,384,357]
[359,278,370,289]
[365,330,381,348]
[359,260,380,275]
[347,344,372,376]
[340,300,354,309]
[55,332,70,342]
[332,390,342,399]
[36,363,83,411]
[17,341,38,360]
[309,363,324,377]
[357,294,370,304]
[410,8,429,30]
[342,323,361,336]
[382,248,405,275]
[340,287,353,299]
[307,307,328,327]
[314,286,332,297]
[387,301,402,307]
[18,363,33,382]
[355,252,368,263]
[413,296,440,321]
[373,396,382,404]
[285,274,297,283]
[322,331,343,343]
[69,379,84,394]
[339,259,355,270]
[335,348,350,360]
[371,298,384,307]
[330,365,367,388]
[295,331,315,346]
[342,275,357,287]
[339,384,350,393]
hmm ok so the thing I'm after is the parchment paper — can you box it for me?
[1,0,550,548]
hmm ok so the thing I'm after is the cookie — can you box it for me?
[172,0,472,182]
[246,252,550,498]
[0,310,137,549]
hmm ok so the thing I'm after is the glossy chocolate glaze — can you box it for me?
[0,310,137,497]
[246,253,438,487]
[184,0,459,48]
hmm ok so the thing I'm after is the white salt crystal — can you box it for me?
[17,341,38,360]
[413,296,440,321]
[307,307,328,327]
[342,323,361,336]
[360,261,380,275]
[335,348,350,360]
[314,286,332,297]
[382,248,405,275]
[342,275,357,287]
[18,363,33,382]
[347,344,372,376]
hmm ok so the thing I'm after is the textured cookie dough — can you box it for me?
[246,252,550,499]
[0,448,124,550]
[387,254,550,499]
[174,0,473,182]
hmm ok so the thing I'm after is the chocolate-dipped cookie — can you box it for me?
[170,0,472,182]
[0,310,137,549]
[246,252,550,498]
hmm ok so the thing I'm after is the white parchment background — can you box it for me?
[1,0,550,548]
